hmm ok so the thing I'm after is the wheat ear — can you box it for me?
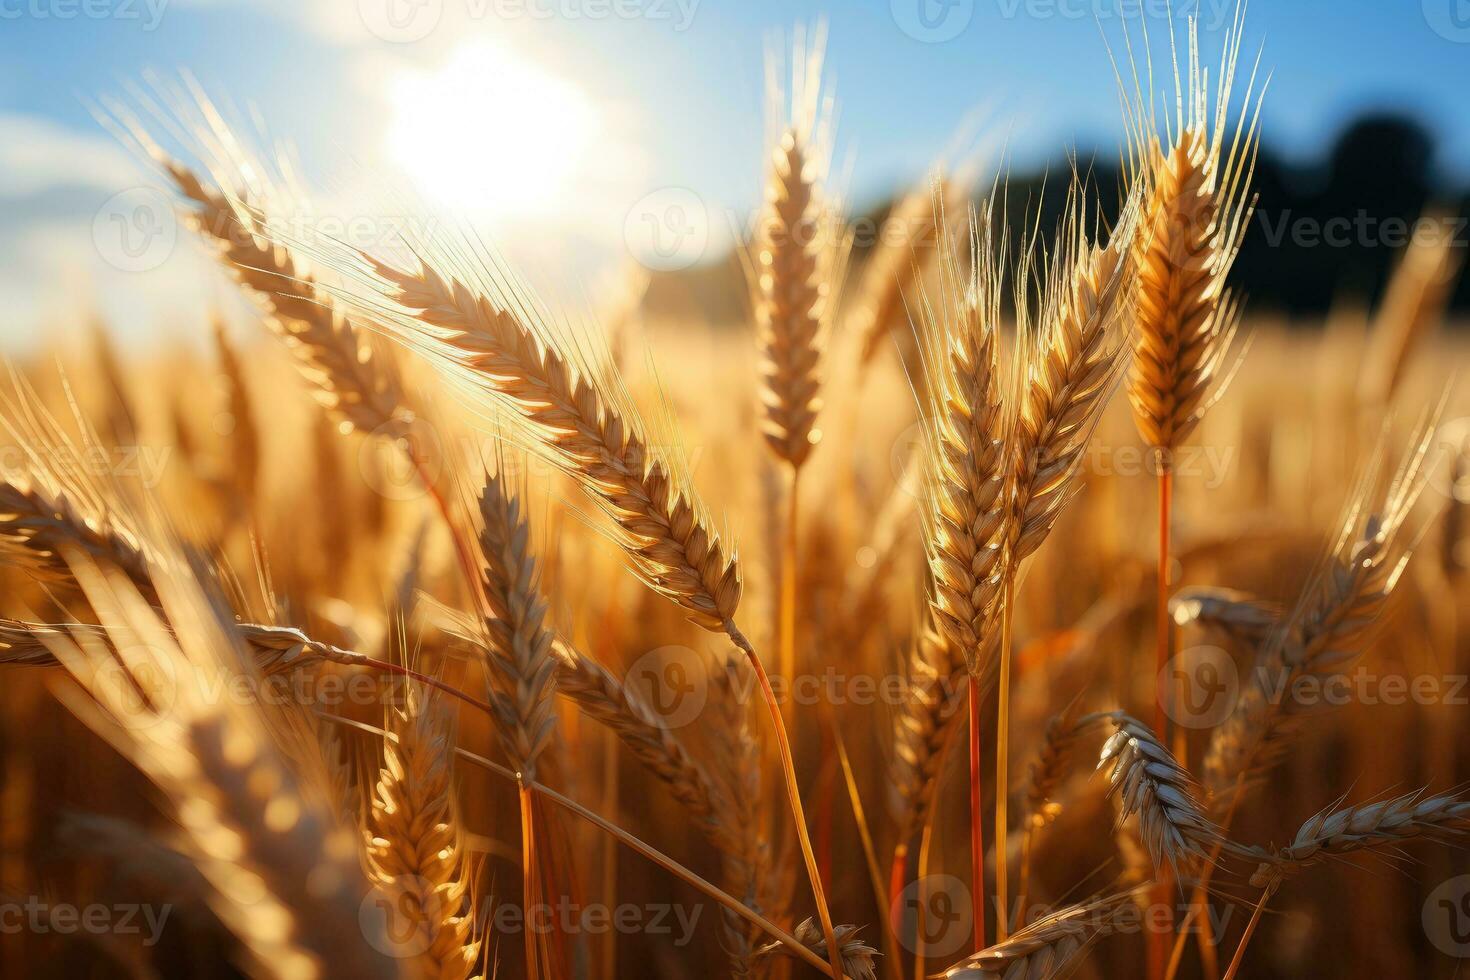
[1122,10,1260,454]
[753,29,834,470]
[159,158,403,435]
[1248,788,1470,887]
[1204,418,1436,802]
[212,318,261,512]
[758,919,880,980]
[1095,712,1223,876]
[43,555,399,980]
[554,642,732,850]
[1168,587,1280,648]
[475,470,559,783]
[919,202,1011,676]
[365,685,480,979]
[943,891,1141,979]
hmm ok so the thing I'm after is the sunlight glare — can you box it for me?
[387,41,597,220]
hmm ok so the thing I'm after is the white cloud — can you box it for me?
[0,115,146,197]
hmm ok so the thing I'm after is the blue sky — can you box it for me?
[2,0,1468,345]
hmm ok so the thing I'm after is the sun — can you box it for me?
[387,41,598,221]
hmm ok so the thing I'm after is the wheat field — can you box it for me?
[1,9,1469,980]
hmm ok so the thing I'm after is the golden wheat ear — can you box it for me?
[365,684,480,980]
[915,198,1013,676]
[473,465,559,784]
[1117,7,1265,455]
[752,22,842,470]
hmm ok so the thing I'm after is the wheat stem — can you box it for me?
[994,582,1015,942]
[968,673,986,953]
[727,621,846,978]
[1221,882,1274,980]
